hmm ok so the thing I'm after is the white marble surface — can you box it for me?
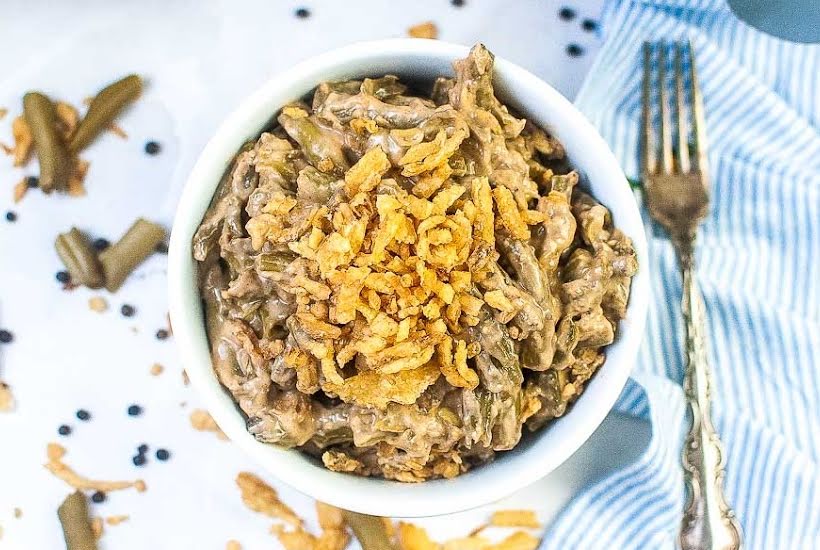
[0,1,652,548]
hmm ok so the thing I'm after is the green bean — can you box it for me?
[99,218,165,292]
[55,227,104,288]
[360,76,407,99]
[23,92,72,193]
[69,74,142,153]
[342,510,395,550]
[57,491,97,550]
[256,252,296,273]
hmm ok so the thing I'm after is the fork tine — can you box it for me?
[658,43,674,174]
[675,44,690,174]
[687,40,709,176]
[641,42,657,175]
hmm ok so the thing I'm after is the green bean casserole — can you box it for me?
[193,44,638,481]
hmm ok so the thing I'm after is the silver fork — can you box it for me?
[641,42,743,550]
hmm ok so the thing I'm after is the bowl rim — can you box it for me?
[168,38,650,518]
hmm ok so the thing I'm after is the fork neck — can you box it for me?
[671,232,697,270]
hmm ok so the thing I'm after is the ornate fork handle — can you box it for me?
[675,238,742,550]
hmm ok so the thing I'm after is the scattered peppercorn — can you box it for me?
[58,425,72,436]
[127,404,143,416]
[155,449,170,461]
[120,304,136,317]
[558,7,576,20]
[144,141,161,155]
[451,0,466,7]
[56,271,71,284]
[5,211,17,222]
[132,454,147,466]
[92,238,111,251]
[155,242,169,254]
[582,18,598,32]
[76,409,91,421]
[138,444,148,454]
[91,491,106,503]
[155,329,169,340]
[566,43,584,57]
[295,7,310,18]
[0,330,13,344]
[26,176,39,189]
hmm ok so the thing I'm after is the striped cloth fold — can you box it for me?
[542,1,820,548]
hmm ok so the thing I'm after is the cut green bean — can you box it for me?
[23,92,72,193]
[69,74,142,153]
[55,227,104,289]
[57,491,97,550]
[99,218,165,292]
[342,510,395,550]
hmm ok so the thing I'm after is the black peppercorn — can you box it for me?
[0,330,12,344]
[582,19,598,32]
[56,271,71,284]
[155,449,170,461]
[138,444,148,454]
[91,491,106,503]
[5,211,17,222]
[127,404,142,416]
[566,43,584,57]
[451,0,465,6]
[144,141,161,155]
[132,454,147,466]
[120,304,136,317]
[558,7,576,21]
[76,409,91,421]
[92,238,111,251]
[58,425,72,436]
[26,176,39,188]
[155,329,169,340]
[295,7,310,18]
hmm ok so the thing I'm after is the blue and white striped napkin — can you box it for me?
[542,1,820,548]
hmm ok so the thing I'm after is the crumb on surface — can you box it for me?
[189,409,227,440]
[88,296,109,313]
[149,363,164,376]
[108,123,128,139]
[13,177,28,203]
[408,21,438,39]
[105,515,129,526]
[0,382,14,412]
[226,541,242,550]
[181,370,190,386]
[13,508,21,519]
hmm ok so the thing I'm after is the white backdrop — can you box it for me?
[0,1,650,548]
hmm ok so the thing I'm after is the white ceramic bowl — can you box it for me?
[168,39,649,518]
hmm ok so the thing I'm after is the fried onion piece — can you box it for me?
[491,531,540,550]
[236,472,302,527]
[44,443,146,493]
[345,146,391,196]
[489,510,540,528]
[437,337,479,389]
[407,21,439,40]
[400,128,467,176]
[271,525,317,550]
[11,116,33,167]
[323,362,440,409]
[398,522,439,550]
[493,185,530,240]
